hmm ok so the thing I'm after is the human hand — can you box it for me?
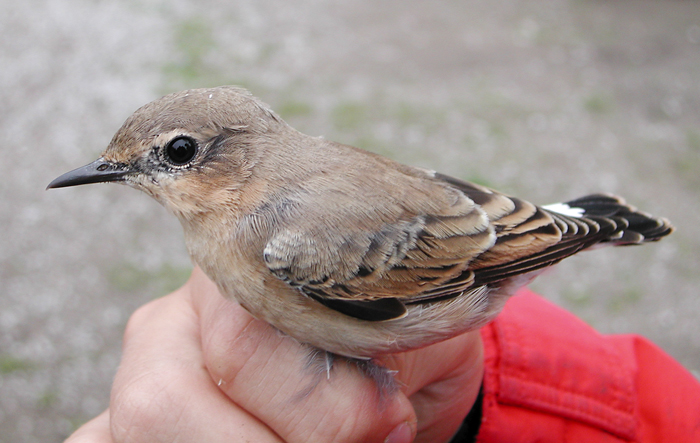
[65,266,483,443]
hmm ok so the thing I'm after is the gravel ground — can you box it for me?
[1,0,699,441]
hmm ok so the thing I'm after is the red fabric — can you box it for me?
[477,288,700,443]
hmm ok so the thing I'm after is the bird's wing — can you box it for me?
[263,169,568,321]
[468,191,673,286]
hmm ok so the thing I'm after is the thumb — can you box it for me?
[191,266,418,443]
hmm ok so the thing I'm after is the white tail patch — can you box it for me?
[543,202,585,218]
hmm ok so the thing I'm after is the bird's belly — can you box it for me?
[223,275,506,358]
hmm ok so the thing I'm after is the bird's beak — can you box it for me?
[47,158,131,189]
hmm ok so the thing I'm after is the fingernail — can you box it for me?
[385,421,413,443]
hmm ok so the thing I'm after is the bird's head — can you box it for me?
[48,86,286,221]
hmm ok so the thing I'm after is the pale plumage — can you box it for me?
[48,86,673,359]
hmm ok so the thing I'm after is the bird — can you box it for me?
[48,86,673,360]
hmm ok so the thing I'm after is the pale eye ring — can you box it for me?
[164,136,198,166]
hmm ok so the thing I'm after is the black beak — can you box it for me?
[47,159,131,189]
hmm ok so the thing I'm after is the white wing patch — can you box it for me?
[542,202,585,218]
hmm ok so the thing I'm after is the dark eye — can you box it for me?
[164,136,197,166]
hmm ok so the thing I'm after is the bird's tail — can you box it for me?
[544,193,674,246]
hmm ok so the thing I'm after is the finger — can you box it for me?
[384,331,484,443]
[190,267,417,443]
[64,410,112,443]
[109,280,283,443]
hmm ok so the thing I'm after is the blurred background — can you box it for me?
[1,0,698,440]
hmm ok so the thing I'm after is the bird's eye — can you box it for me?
[164,136,197,166]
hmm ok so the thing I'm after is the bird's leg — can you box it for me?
[295,347,399,402]
[353,358,400,399]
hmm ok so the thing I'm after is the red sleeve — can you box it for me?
[476,288,700,443]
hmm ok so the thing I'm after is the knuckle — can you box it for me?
[289,389,407,443]
[121,297,168,343]
[110,368,183,442]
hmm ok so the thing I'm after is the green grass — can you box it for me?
[160,16,251,92]
[38,389,60,408]
[686,129,700,152]
[332,102,368,131]
[0,355,36,374]
[670,129,700,191]
[162,17,215,85]
[277,100,314,119]
[583,92,614,115]
[606,286,643,314]
[561,287,594,308]
[107,262,191,297]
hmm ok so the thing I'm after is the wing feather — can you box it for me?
[262,168,669,322]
